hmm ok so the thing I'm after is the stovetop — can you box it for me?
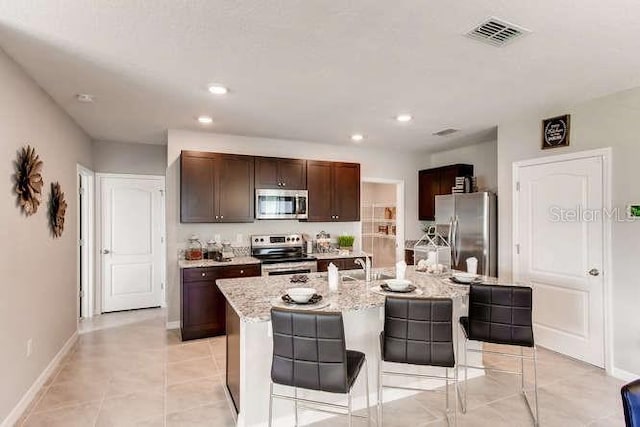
[255,253,317,265]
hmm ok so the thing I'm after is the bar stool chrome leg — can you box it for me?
[377,352,383,425]
[533,346,540,426]
[347,392,352,427]
[294,387,299,427]
[364,359,372,426]
[268,382,274,427]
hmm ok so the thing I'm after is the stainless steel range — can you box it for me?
[251,234,317,276]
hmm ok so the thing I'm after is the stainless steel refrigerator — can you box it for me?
[435,192,497,277]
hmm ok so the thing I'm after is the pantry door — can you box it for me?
[514,150,609,367]
[99,175,165,313]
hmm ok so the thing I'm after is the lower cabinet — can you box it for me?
[180,264,261,340]
[317,256,368,272]
[405,249,415,266]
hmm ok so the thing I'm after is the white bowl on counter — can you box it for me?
[287,288,317,303]
[385,279,412,291]
[452,272,480,283]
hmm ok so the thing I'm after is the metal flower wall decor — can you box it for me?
[49,182,67,238]
[13,145,44,215]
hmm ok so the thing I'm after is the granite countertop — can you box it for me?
[178,256,261,269]
[312,251,372,260]
[217,266,477,322]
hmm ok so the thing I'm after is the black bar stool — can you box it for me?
[457,284,540,426]
[622,378,640,427]
[269,307,371,426]
[378,297,457,425]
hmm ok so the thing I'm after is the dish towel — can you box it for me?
[328,262,339,292]
[396,260,407,280]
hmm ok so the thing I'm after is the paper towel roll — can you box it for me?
[396,260,407,280]
[328,262,339,292]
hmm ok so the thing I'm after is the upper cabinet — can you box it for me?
[418,164,474,221]
[180,151,255,223]
[306,161,360,222]
[255,157,306,190]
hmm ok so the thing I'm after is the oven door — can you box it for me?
[261,261,317,276]
[255,189,308,219]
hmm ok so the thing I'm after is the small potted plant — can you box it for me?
[337,235,355,252]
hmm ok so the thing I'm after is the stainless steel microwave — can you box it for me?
[255,189,308,220]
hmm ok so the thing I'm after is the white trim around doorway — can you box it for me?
[512,147,613,376]
[77,164,95,320]
[361,177,405,263]
[95,173,167,314]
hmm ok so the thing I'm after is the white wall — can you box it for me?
[497,86,640,377]
[93,140,166,175]
[429,139,498,193]
[166,130,427,323]
[0,49,92,422]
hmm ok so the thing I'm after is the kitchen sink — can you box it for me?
[340,271,395,282]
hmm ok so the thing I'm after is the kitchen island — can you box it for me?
[217,267,485,427]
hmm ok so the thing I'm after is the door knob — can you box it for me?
[588,268,600,277]
[102,249,111,254]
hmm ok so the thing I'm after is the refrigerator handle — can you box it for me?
[454,215,461,266]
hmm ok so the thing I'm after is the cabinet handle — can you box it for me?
[201,273,206,277]
[240,270,244,274]
[220,215,224,219]
[215,215,219,219]
[282,182,286,187]
[336,215,339,219]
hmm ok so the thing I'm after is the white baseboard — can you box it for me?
[1,331,78,427]
[612,366,639,382]
[166,320,180,330]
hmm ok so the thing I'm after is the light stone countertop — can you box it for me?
[217,266,485,322]
[312,251,371,260]
[178,256,261,269]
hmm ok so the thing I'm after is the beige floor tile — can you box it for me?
[167,356,218,386]
[166,377,228,414]
[166,401,236,427]
[22,401,101,427]
[167,340,211,363]
[31,378,105,412]
[95,390,164,427]
[105,364,165,398]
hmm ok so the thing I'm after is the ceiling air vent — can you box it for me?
[465,17,529,47]
[432,128,459,137]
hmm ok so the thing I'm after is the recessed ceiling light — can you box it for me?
[208,84,228,95]
[351,134,364,142]
[396,114,412,123]
[197,116,213,124]
[75,93,95,103]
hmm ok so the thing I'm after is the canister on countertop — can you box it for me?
[186,235,203,260]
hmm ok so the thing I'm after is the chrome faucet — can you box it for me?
[354,256,372,282]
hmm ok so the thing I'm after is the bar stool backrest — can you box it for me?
[622,379,640,427]
[467,284,534,347]
[382,297,455,368]
[270,308,349,393]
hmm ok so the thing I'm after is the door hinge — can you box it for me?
[159,189,164,196]
[79,239,84,247]
[161,236,165,244]
[161,282,165,290]
[79,290,85,298]
[79,187,85,196]
[516,182,520,191]
[515,244,520,255]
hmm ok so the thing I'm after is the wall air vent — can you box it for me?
[465,17,530,47]
[432,128,459,137]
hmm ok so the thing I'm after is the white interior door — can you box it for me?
[515,155,605,367]
[101,175,164,313]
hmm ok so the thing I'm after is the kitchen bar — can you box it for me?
[217,266,488,427]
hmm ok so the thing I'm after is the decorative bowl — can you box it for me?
[452,272,480,283]
[286,288,317,303]
[384,279,412,291]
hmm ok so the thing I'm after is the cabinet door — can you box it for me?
[279,159,307,190]
[181,152,218,222]
[181,280,222,339]
[440,167,459,196]
[418,169,440,221]
[306,161,334,221]
[332,162,360,222]
[255,157,280,189]
[218,154,255,222]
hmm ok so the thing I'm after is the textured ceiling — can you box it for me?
[1,1,640,150]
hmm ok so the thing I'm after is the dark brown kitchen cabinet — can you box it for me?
[418,164,474,221]
[405,249,415,266]
[180,264,261,340]
[317,256,368,272]
[255,157,306,190]
[180,151,255,223]
[306,161,360,222]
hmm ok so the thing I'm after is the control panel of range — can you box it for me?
[251,234,303,248]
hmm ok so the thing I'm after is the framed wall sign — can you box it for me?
[628,204,640,220]
[542,114,571,149]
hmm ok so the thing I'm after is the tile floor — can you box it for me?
[16,308,625,426]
